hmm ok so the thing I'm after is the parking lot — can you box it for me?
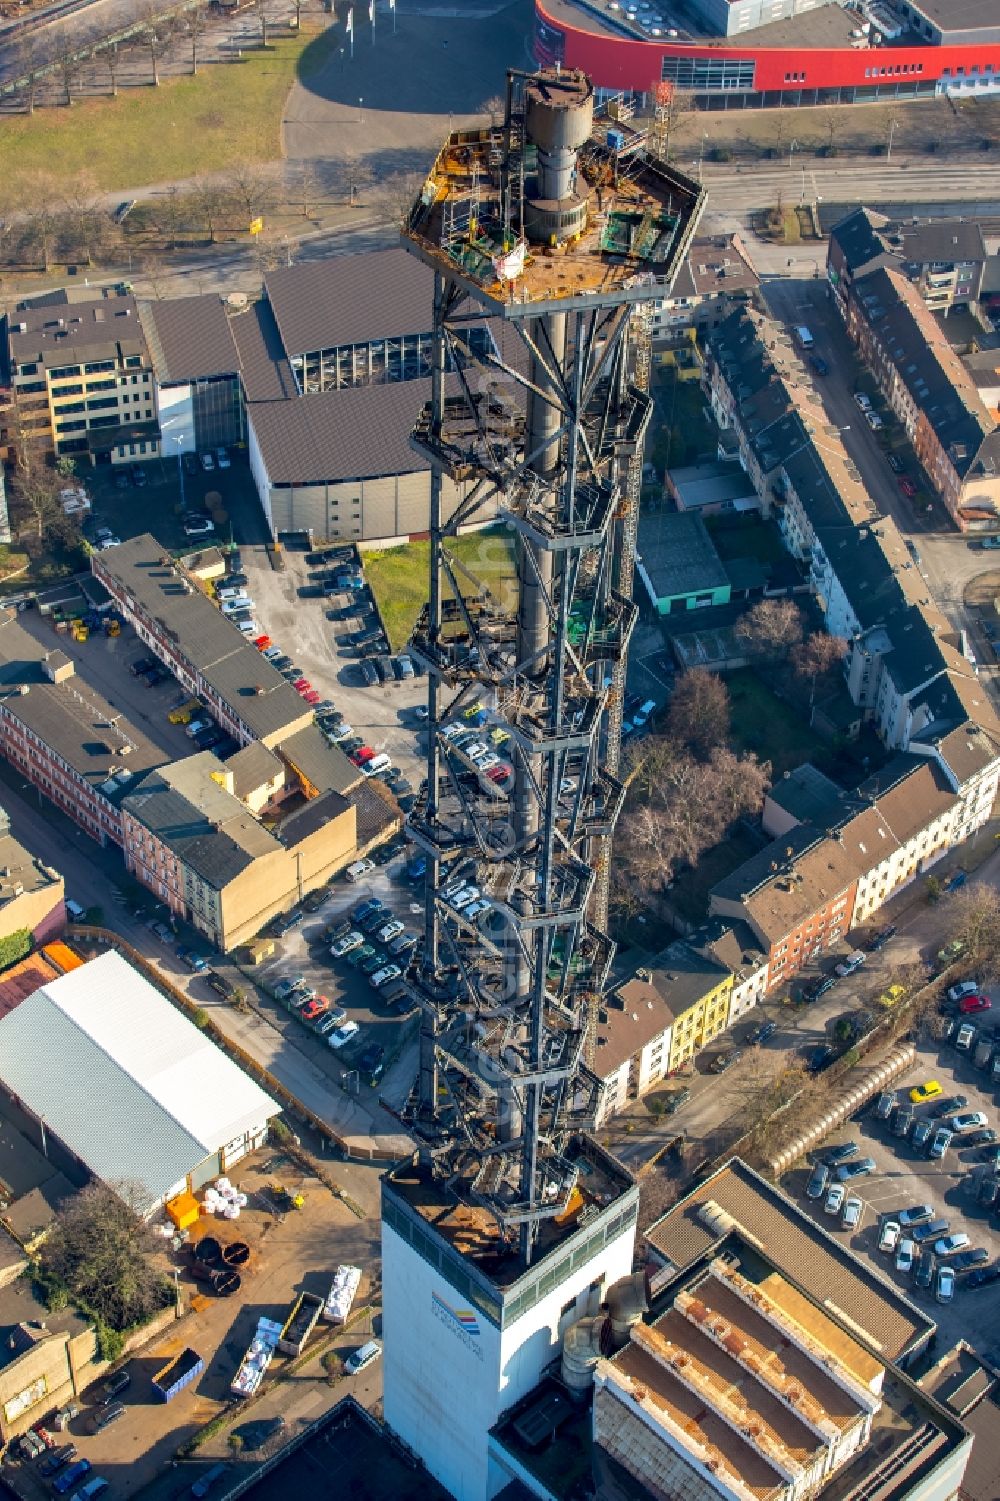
[3,1149,379,1501]
[789,998,1000,1355]
[241,543,426,796]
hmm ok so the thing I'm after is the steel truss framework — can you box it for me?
[398,68,704,1268]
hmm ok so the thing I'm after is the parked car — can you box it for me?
[191,1463,230,1499]
[967,1263,1000,1289]
[806,1162,830,1201]
[898,1204,934,1228]
[931,1094,968,1117]
[329,1020,360,1049]
[748,1019,777,1046]
[960,995,992,1015]
[38,1445,77,1478]
[345,1339,381,1375]
[865,924,897,951]
[841,1194,862,1230]
[915,1251,936,1290]
[934,1233,971,1257]
[836,1157,876,1182]
[825,1142,859,1167]
[874,1091,896,1121]
[929,1127,954,1159]
[909,1081,942,1105]
[947,980,979,1005]
[330,931,364,958]
[951,1111,989,1133]
[896,1238,916,1274]
[371,964,402,990]
[912,1217,950,1244]
[936,1264,956,1303]
[835,950,866,978]
[956,1023,977,1052]
[53,1460,92,1495]
[824,1182,846,1216]
[952,1247,990,1273]
[878,1220,901,1254]
[90,1402,125,1434]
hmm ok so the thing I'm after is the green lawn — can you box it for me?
[727,668,829,778]
[365,528,517,651]
[0,28,335,195]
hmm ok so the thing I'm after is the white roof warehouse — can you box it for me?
[0,950,280,1215]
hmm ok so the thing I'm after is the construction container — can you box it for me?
[278,1291,323,1356]
[166,1191,200,1233]
[323,1265,361,1325]
[152,1347,204,1402]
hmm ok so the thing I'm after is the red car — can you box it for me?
[254,635,272,651]
[299,997,329,1023]
[304,689,321,705]
[898,476,917,498]
[293,679,312,694]
[488,765,511,784]
[960,994,992,1014]
[351,746,375,765]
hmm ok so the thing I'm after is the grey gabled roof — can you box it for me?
[248,379,436,485]
[140,295,240,383]
[264,247,433,359]
[0,993,205,1211]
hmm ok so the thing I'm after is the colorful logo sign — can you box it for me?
[432,1291,484,1358]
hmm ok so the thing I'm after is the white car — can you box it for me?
[200,451,215,471]
[329,1020,360,1049]
[841,1194,862,1230]
[370,964,401,989]
[936,1265,956,1303]
[824,1183,845,1216]
[330,930,364,957]
[895,1238,915,1274]
[947,980,979,1005]
[452,887,481,910]
[934,1232,971,1257]
[951,1111,989,1133]
[376,920,405,944]
[465,898,492,919]
[854,391,872,411]
[878,1220,901,1254]
[835,950,866,978]
[865,409,883,431]
[345,1339,381,1374]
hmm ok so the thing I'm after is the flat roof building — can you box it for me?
[0,950,280,1214]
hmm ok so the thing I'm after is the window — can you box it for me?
[84,359,115,374]
[49,365,81,379]
[89,414,119,428]
[17,381,47,395]
[87,377,116,392]
[56,400,86,415]
[87,396,119,411]
[125,355,143,368]
[56,418,87,432]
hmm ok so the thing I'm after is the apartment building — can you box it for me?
[649,233,759,345]
[0,612,167,848]
[0,804,65,946]
[6,286,158,464]
[693,918,770,1026]
[844,266,1000,529]
[828,206,987,319]
[120,754,356,950]
[709,820,861,993]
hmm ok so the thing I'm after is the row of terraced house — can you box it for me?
[593,296,1000,1120]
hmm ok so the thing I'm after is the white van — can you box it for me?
[345,858,375,882]
[362,753,391,778]
[220,596,252,615]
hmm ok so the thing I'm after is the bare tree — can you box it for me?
[649,80,692,163]
[372,169,423,229]
[58,50,83,106]
[96,38,123,97]
[229,160,274,223]
[735,597,804,658]
[14,34,44,115]
[138,9,174,85]
[248,0,272,47]
[337,155,373,207]
[9,456,64,541]
[20,179,60,271]
[296,160,323,218]
[182,1,207,73]
[665,668,730,757]
[791,630,848,705]
[60,175,117,266]
[940,884,1000,983]
[191,175,232,244]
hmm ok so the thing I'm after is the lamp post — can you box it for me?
[886,116,898,161]
[358,95,364,123]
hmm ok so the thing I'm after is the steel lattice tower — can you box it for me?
[399,69,704,1270]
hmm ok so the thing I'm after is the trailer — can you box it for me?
[152,1347,204,1402]
[231,1317,283,1398]
[278,1291,323,1356]
[323,1265,362,1325]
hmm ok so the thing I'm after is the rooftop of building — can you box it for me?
[829,206,893,277]
[139,293,240,383]
[248,379,435,485]
[230,296,298,402]
[92,537,316,746]
[596,975,675,1078]
[0,611,168,800]
[765,762,844,829]
[637,511,729,601]
[669,234,759,302]
[0,1278,90,1373]
[643,1159,933,1361]
[906,0,1000,34]
[897,218,987,267]
[919,1342,996,1418]
[853,266,1000,483]
[122,754,279,890]
[226,740,284,800]
[0,831,63,909]
[709,822,863,945]
[536,0,883,47]
[9,291,147,370]
[667,460,759,509]
[491,1376,649,1501]
[858,755,956,845]
[954,1390,1000,1501]
[385,1135,634,1287]
[237,1396,454,1501]
[277,723,364,799]
[264,247,435,360]
[691,917,767,981]
[0,952,60,1021]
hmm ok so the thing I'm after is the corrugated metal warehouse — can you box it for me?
[0,950,279,1214]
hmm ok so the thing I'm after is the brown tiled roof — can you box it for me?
[595,978,674,1077]
[264,248,433,359]
[871,760,956,845]
[712,825,859,946]
[352,778,402,848]
[643,1159,931,1360]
